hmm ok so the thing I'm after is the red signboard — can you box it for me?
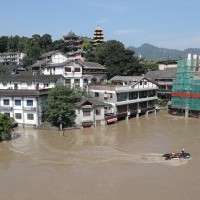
[171,92,200,98]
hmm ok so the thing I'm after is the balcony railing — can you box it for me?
[0,106,13,110]
[24,107,36,111]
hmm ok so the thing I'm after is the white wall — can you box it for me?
[0,96,43,126]
[51,53,67,64]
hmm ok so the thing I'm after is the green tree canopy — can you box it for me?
[0,36,9,53]
[144,61,159,72]
[45,85,81,128]
[51,39,66,52]
[0,114,13,141]
[0,63,11,75]
[86,40,145,79]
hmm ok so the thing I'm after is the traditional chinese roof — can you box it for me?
[0,74,64,84]
[63,31,79,39]
[75,97,110,107]
[79,61,106,70]
[39,50,60,59]
[0,89,49,97]
[145,68,177,80]
[109,76,142,82]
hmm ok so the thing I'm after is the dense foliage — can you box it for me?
[0,114,13,141]
[86,40,146,79]
[45,85,81,128]
[144,61,159,72]
[0,34,67,67]
[0,63,11,75]
[0,35,159,76]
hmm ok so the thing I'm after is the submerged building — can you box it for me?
[169,54,200,117]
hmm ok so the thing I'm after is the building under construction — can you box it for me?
[168,54,200,117]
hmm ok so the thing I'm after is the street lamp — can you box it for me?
[57,116,63,131]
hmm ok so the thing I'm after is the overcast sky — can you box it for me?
[1,0,200,50]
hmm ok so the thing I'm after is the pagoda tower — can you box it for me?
[93,26,104,47]
[63,31,82,52]
[63,31,86,61]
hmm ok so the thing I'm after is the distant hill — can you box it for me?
[128,43,200,61]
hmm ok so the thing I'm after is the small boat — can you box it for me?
[162,152,190,160]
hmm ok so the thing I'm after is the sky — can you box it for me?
[1,0,200,50]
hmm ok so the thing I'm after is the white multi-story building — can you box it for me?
[89,76,159,120]
[75,97,110,127]
[0,74,65,127]
[0,52,26,65]
[30,51,107,89]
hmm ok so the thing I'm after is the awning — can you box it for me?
[107,117,117,123]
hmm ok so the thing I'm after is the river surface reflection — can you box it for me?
[0,110,200,200]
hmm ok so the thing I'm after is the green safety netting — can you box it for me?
[171,59,200,110]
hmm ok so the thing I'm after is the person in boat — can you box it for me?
[181,149,185,155]
[170,151,176,158]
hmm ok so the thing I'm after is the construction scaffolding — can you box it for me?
[169,54,200,117]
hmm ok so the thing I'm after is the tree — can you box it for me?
[0,64,11,75]
[51,39,66,52]
[144,61,159,72]
[45,85,81,128]
[0,114,13,141]
[39,34,52,52]
[7,35,21,52]
[87,40,145,79]
[0,36,8,53]
[22,37,43,66]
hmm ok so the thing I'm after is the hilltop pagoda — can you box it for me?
[63,31,85,61]
[93,26,105,47]
[63,31,82,52]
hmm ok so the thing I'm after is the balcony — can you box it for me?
[0,106,13,110]
[24,107,36,111]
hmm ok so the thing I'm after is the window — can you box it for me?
[129,92,138,100]
[74,79,80,85]
[95,92,99,97]
[15,100,21,106]
[3,99,9,105]
[83,110,91,116]
[27,100,33,106]
[148,91,155,97]
[139,91,147,98]
[74,67,80,72]
[15,113,22,119]
[140,81,143,86]
[108,93,113,98]
[96,109,101,115]
[65,79,71,85]
[27,114,34,120]
[65,67,71,72]
[3,83,7,87]
[117,93,127,102]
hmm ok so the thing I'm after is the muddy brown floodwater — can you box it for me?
[0,110,200,200]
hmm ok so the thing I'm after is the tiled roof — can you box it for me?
[0,89,48,97]
[145,68,177,80]
[63,31,78,38]
[79,62,106,69]
[0,52,20,56]
[75,97,110,107]
[110,76,142,82]
[0,74,63,83]
[39,50,59,58]
[30,60,50,68]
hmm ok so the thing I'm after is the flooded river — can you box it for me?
[0,110,200,200]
